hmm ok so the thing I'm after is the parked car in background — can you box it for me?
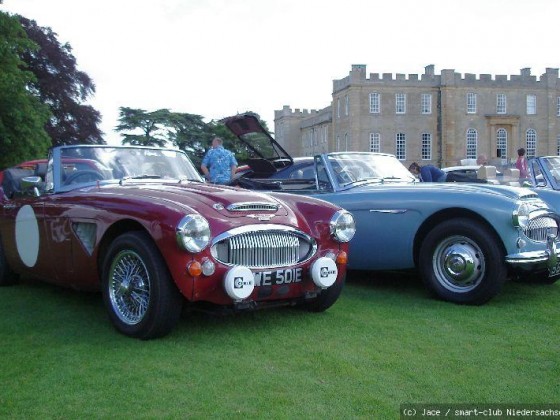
[0,145,355,339]
[223,113,560,305]
[527,156,560,213]
[443,159,560,215]
[442,165,504,183]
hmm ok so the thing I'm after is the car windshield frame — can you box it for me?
[324,152,416,189]
[538,156,560,190]
[46,145,203,193]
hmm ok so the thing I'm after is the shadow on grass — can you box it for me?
[344,268,560,308]
[1,276,330,342]
[2,271,557,342]
[345,269,429,301]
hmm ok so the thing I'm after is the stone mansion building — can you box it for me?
[273,64,560,168]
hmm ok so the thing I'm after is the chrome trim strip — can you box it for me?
[369,209,408,214]
[226,202,279,212]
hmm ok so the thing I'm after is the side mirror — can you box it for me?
[21,176,43,197]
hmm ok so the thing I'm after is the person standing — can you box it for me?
[201,137,238,185]
[515,147,529,179]
[408,162,447,182]
[476,154,488,165]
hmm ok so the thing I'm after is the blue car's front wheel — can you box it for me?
[419,218,507,305]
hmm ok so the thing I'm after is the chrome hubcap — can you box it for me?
[433,236,484,292]
[108,250,150,325]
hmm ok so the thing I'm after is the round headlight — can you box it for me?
[513,200,548,229]
[513,202,531,229]
[330,210,356,243]
[176,214,210,253]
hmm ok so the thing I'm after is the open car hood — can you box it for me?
[222,113,293,177]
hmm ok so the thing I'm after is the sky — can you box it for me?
[2,0,559,145]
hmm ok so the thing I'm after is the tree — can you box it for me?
[0,12,51,168]
[114,107,268,169]
[115,107,170,147]
[18,16,103,145]
[167,112,214,167]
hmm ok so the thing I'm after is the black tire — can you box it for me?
[419,218,507,305]
[101,231,183,339]
[0,238,18,286]
[302,275,345,312]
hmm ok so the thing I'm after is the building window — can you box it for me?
[466,128,478,159]
[526,129,537,158]
[527,94,537,115]
[369,93,380,114]
[421,94,432,114]
[369,133,380,152]
[467,92,477,113]
[421,133,432,160]
[396,93,406,114]
[345,95,349,116]
[336,135,340,151]
[497,128,508,161]
[557,134,560,155]
[396,133,406,160]
[343,133,348,152]
[557,97,560,116]
[337,98,341,118]
[497,93,507,114]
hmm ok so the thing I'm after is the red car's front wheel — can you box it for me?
[102,231,183,339]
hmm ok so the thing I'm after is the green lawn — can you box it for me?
[1,272,558,418]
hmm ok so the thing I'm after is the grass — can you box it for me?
[0,271,559,418]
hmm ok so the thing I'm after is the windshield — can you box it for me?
[327,153,416,185]
[47,146,203,191]
[542,157,560,187]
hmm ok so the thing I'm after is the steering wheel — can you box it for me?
[64,170,105,185]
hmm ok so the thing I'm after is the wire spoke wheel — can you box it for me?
[108,250,151,325]
[102,231,183,339]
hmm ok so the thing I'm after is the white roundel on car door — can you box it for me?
[15,205,40,267]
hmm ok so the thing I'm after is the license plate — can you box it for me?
[548,261,560,278]
[254,268,303,286]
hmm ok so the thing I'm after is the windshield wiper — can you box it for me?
[130,174,162,179]
[346,177,383,186]
[178,177,204,184]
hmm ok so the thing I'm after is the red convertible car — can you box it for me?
[0,145,355,339]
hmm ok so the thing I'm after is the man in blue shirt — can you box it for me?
[408,162,447,182]
[201,137,238,184]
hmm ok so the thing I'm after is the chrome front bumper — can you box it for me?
[505,235,559,269]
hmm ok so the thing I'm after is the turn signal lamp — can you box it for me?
[188,261,202,277]
[336,251,348,265]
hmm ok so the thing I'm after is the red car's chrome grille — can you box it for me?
[211,226,316,269]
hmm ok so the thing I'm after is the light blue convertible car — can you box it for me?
[224,114,560,305]
[527,156,560,213]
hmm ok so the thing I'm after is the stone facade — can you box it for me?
[274,64,560,169]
